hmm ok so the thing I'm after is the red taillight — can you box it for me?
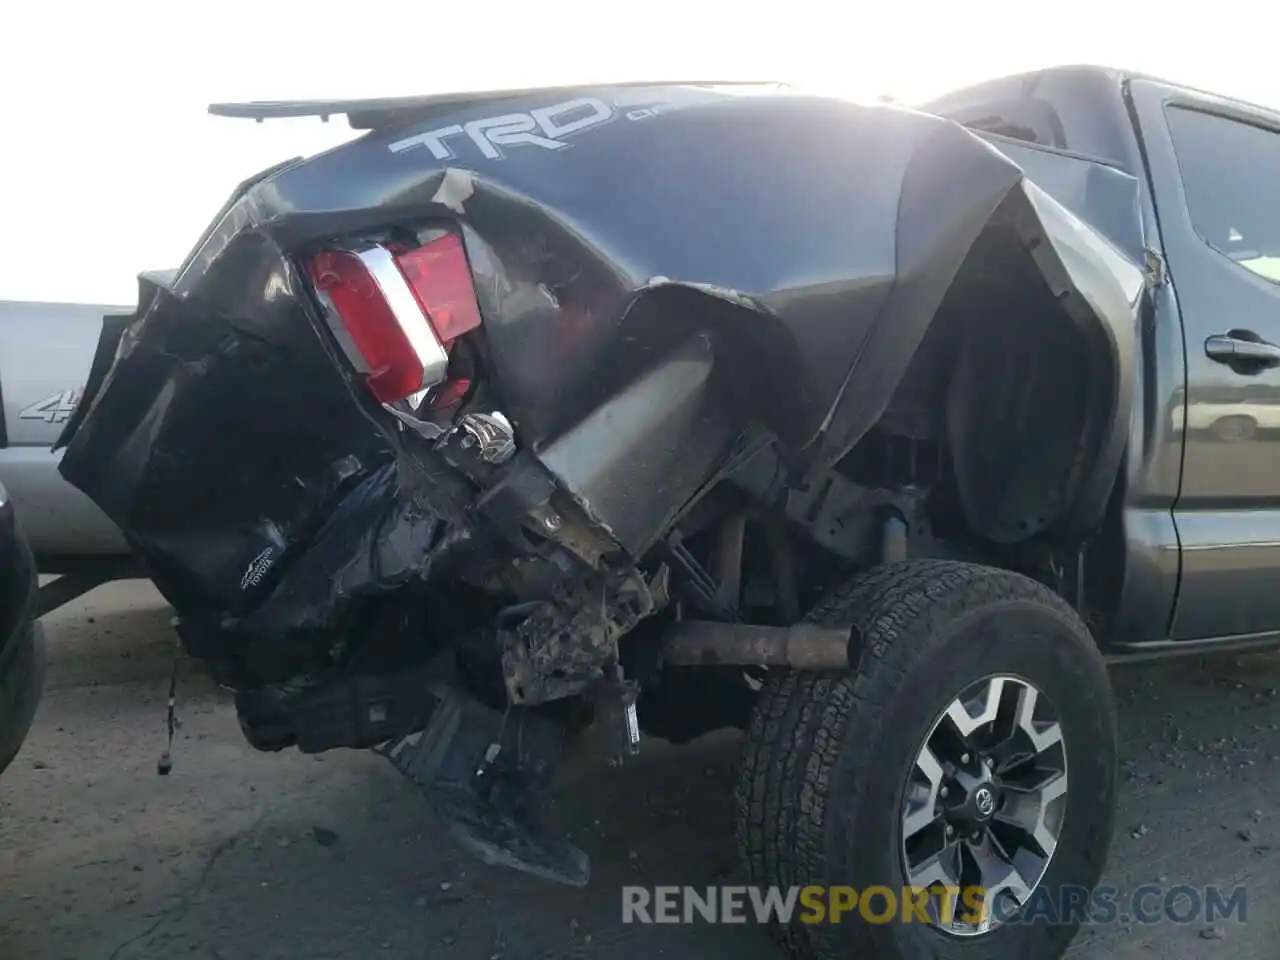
[393,233,483,345]
[308,233,481,404]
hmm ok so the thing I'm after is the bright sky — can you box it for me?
[4,1,1277,305]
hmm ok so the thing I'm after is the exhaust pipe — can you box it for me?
[662,620,852,670]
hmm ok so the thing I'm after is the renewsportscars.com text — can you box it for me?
[621,884,1247,927]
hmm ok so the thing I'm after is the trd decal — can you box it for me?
[388,97,689,161]
[389,97,616,160]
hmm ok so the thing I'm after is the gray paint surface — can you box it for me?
[0,300,129,557]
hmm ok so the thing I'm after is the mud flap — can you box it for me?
[378,687,589,887]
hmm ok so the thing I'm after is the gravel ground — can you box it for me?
[2,579,1279,959]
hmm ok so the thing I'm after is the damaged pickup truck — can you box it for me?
[55,67,1280,958]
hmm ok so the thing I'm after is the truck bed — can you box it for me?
[0,300,130,559]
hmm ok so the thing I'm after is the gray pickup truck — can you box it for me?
[0,300,135,608]
[29,65,1280,959]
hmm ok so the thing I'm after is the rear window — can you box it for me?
[1165,106,1280,283]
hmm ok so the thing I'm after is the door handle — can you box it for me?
[1205,333,1280,367]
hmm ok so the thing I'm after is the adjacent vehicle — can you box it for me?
[0,300,137,613]
[53,67,1280,958]
[0,480,44,778]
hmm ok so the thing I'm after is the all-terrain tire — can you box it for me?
[0,621,47,778]
[734,571,914,955]
[739,560,1118,960]
[735,670,831,956]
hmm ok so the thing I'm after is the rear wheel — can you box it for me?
[736,560,1117,960]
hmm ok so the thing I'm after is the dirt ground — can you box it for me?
[2,580,1279,960]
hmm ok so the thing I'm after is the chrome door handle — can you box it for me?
[1205,334,1280,366]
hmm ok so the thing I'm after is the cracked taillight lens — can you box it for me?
[308,233,481,404]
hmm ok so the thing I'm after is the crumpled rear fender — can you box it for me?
[814,120,1146,542]
[432,106,1145,545]
[939,178,1144,542]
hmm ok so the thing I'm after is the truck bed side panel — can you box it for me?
[0,301,129,557]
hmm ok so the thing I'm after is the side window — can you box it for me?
[1165,106,1280,283]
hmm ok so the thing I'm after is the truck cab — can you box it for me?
[927,66,1280,652]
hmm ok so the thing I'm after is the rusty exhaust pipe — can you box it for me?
[662,620,851,670]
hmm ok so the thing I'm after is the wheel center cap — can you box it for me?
[973,785,996,820]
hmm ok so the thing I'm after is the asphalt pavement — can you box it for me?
[1,580,1278,959]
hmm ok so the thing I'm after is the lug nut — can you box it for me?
[946,825,955,837]
[940,786,949,799]
[961,753,971,764]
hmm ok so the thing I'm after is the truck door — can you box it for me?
[1128,79,1280,639]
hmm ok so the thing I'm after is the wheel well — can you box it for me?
[868,216,1121,546]
[652,193,1132,659]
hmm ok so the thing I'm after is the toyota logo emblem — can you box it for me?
[975,787,996,818]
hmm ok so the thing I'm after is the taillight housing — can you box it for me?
[308,232,482,404]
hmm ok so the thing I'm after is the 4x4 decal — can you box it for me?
[19,387,82,425]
